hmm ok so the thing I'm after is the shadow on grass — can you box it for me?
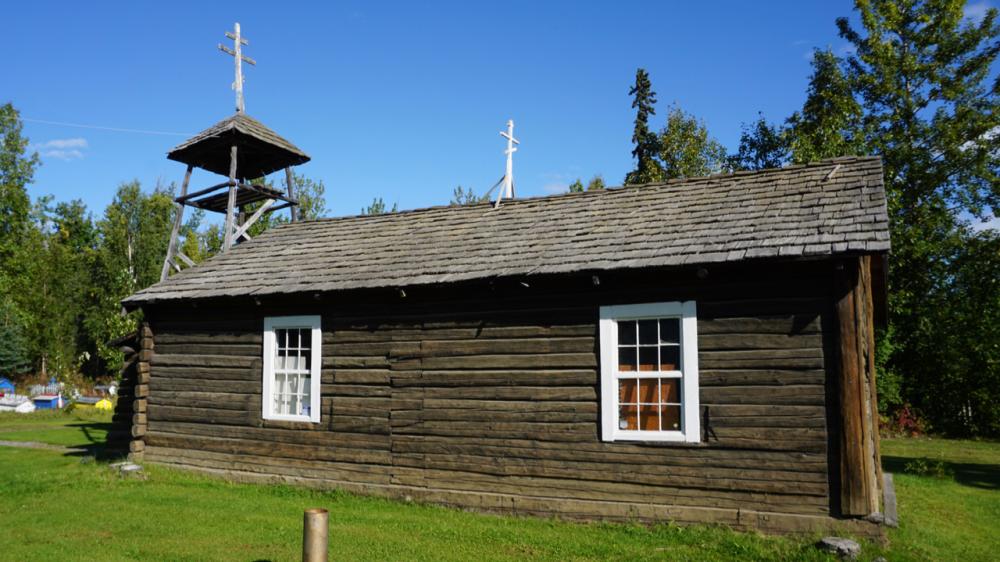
[62,422,122,461]
[883,456,1000,490]
[69,422,114,443]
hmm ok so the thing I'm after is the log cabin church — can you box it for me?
[116,105,893,534]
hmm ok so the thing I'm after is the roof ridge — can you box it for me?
[282,156,881,229]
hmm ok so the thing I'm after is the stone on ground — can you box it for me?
[818,536,861,559]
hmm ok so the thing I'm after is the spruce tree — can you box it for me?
[624,69,665,184]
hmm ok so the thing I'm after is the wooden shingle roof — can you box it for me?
[167,113,310,179]
[124,157,890,305]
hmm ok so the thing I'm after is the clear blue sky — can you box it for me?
[4,1,994,219]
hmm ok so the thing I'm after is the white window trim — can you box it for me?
[599,301,700,443]
[262,315,322,423]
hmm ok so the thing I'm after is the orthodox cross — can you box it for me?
[498,119,519,204]
[218,23,256,113]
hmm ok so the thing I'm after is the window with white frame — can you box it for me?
[599,302,700,442]
[263,316,321,423]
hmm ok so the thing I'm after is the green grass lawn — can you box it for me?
[0,408,112,448]
[0,411,997,561]
[880,437,1000,561]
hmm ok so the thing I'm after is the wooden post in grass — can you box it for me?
[302,508,328,562]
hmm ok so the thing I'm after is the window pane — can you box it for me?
[638,404,659,430]
[301,375,311,417]
[273,373,282,413]
[618,347,637,371]
[638,320,658,345]
[299,329,311,352]
[638,347,658,371]
[618,405,638,430]
[660,378,681,403]
[660,318,680,344]
[660,346,680,371]
[275,329,287,351]
[638,379,658,403]
[618,321,636,345]
[661,405,681,431]
[618,379,637,403]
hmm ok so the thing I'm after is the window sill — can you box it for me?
[262,414,320,426]
[606,431,700,444]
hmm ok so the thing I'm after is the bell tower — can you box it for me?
[160,23,310,281]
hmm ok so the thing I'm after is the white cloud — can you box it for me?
[42,149,85,160]
[964,1,992,24]
[30,138,88,160]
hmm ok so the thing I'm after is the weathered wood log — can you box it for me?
[148,377,259,393]
[699,369,825,386]
[391,370,597,387]
[395,385,597,402]
[418,353,597,370]
[388,467,829,514]
[151,420,389,448]
[835,257,880,516]
[145,446,393,485]
[394,453,829,495]
[390,434,828,471]
[701,385,825,406]
[146,432,391,465]
[153,354,258,369]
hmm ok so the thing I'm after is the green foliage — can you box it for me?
[586,175,606,191]
[903,456,954,479]
[874,325,903,414]
[14,197,102,377]
[0,299,30,377]
[624,68,665,185]
[0,104,37,379]
[0,103,337,382]
[241,172,329,239]
[835,0,1000,435]
[362,197,397,215]
[75,181,175,375]
[657,105,728,179]
[568,175,606,193]
[293,173,330,221]
[449,185,488,205]
[786,49,866,163]
[623,72,726,183]
[0,103,38,245]
[728,113,789,171]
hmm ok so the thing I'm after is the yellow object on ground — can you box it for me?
[95,398,113,411]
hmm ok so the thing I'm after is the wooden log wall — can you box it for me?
[834,256,882,516]
[137,260,884,532]
[105,324,152,460]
